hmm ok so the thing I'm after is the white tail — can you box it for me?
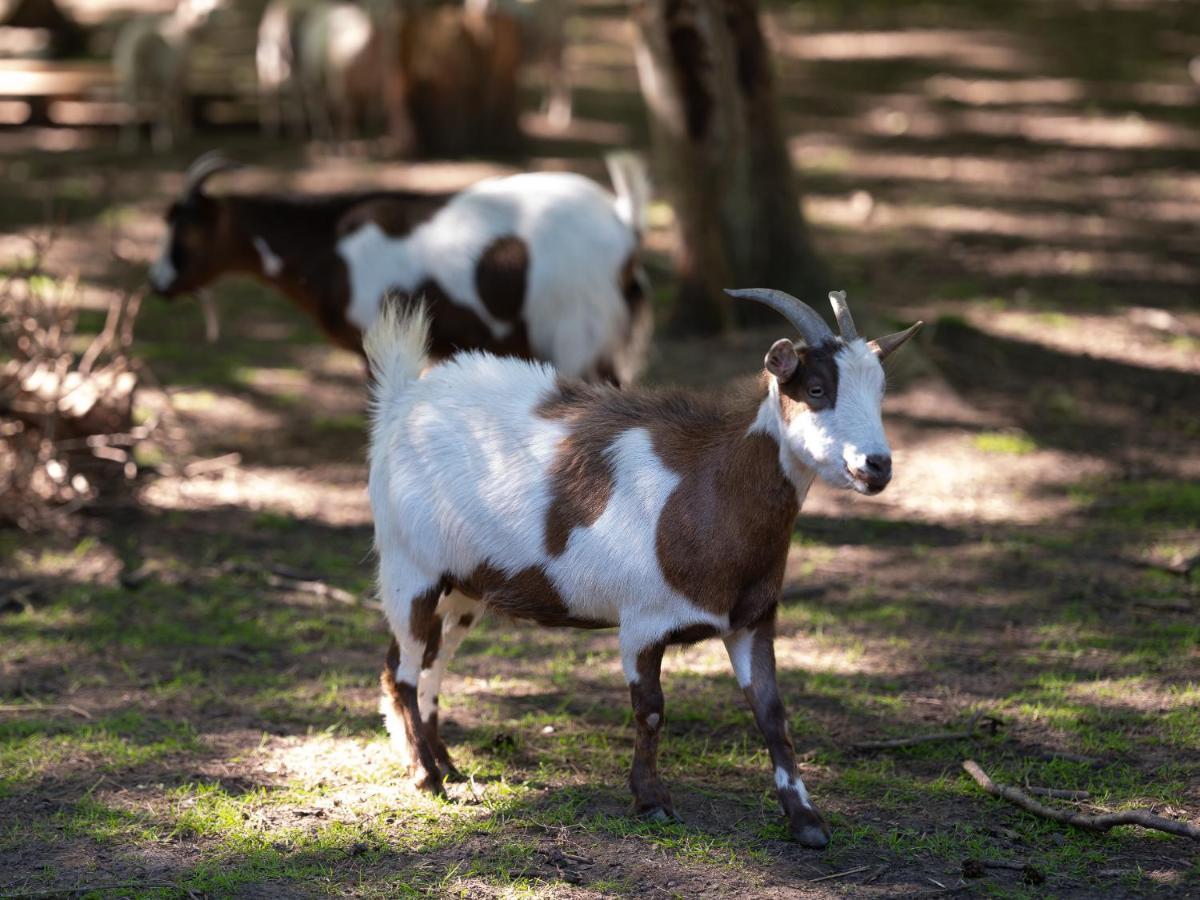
[606,151,651,235]
[364,297,431,427]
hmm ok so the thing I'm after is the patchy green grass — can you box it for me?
[972,430,1039,456]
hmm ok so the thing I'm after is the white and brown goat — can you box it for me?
[364,289,922,848]
[150,153,651,384]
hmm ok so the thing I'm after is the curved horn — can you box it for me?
[183,151,244,198]
[868,321,924,360]
[828,290,858,342]
[724,288,834,347]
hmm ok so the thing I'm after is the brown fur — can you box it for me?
[386,280,533,362]
[778,341,841,420]
[475,236,529,323]
[158,190,452,354]
[456,562,609,628]
[536,373,800,629]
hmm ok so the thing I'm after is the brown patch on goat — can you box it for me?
[421,614,443,669]
[456,563,609,629]
[475,236,528,323]
[406,582,445,645]
[337,196,446,239]
[539,403,618,557]
[778,342,840,421]
[387,280,533,362]
[536,376,799,627]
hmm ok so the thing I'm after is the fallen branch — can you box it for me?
[963,760,1200,841]
[223,561,374,608]
[853,710,999,751]
[1024,782,1090,801]
[807,865,871,883]
[0,702,91,718]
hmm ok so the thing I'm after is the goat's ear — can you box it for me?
[764,338,800,382]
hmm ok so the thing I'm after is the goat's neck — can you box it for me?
[744,376,818,507]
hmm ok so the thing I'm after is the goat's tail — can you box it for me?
[606,151,651,235]
[364,295,431,426]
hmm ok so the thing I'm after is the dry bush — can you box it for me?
[0,248,163,531]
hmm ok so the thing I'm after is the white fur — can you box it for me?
[724,629,755,689]
[366,310,724,693]
[775,766,813,809]
[341,171,644,383]
[253,236,285,277]
[112,0,217,153]
[417,590,481,721]
[761,339,889,492]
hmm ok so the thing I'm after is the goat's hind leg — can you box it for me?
[378,563,447,795]
[416,590,481,781]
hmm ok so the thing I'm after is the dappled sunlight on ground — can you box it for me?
[3,0,1199,895]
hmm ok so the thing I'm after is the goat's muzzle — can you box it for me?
[846,454,891,495]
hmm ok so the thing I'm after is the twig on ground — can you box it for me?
[0,703,91,719]
[853,709,1000,751]
[807,865,872,883]
[1023,779,1090,800]
[222,561,375,608]
[963,760,1200,841]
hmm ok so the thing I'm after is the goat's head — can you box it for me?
[729,288,922,495]
[149,152,243,298]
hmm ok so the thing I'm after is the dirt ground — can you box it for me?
[2,1,1199,897]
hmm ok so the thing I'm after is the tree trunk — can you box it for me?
[633,0,827,333]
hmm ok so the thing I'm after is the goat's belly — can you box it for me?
[456,562,619,629]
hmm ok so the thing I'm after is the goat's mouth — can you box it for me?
[844,464,888,496]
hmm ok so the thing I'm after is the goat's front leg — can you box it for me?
[725,614,830,848]
[621,637,676,821]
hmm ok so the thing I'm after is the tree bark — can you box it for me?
[633,0,827,333]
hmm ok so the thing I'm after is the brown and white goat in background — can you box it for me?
[150,152,651,384]
[363,289,922,848]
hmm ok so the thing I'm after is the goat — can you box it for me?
[149,152,651,383]
[363,289,922,848]
[112,0,218,152]
[256,0,319,138]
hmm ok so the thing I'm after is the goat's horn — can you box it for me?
[868,321,924,360]
[724,288,834,347]
[184,151,243,198]
[828,290,858,341]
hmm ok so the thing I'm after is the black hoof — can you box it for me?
[636,804,680,824]
[792,822,831,849]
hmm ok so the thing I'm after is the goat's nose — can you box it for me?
[864,454,891,481]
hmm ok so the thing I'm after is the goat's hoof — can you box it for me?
[411,769,446,797]
[789,808,831,849]
[634,802,680,825]
[440,763,467,783]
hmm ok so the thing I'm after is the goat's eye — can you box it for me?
[808,384,824,399]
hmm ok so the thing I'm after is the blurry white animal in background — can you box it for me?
[296,1,383,145]
[112,0,220,152]
[256,0,320,138]
[468,0,571,129]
